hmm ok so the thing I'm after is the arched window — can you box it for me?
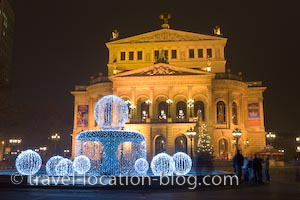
[158,101,168,120]
[217,101,226,124]
[140,102,148,121]
[175,135,187,153]
[219,139,228,160]
[194,101,205,120]
[155,135,166,154]
[176,101,186,119]
[232,102,238,125]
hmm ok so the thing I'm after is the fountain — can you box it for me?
[75,95,146,176]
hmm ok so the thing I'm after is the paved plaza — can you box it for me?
[0,166,299,200]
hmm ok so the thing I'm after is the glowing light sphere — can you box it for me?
[46,155,63,176]
[55,158,73,176]
[15,149,42,175]
[172,152,192,175]
[134,158,149,175]
[73,155,91,174]
[94,95,129,130]
[151,153,174,176]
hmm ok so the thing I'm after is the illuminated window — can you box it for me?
[155,136,166,154]
[198,49,203,58]
[207,49,212,58]
[176,101,186,119]
[219,139,228,159]
[232,102,238,125]
[175,135,187,153]
[129,51,134,60]
[217,101,226,124]
[137,51,142,60]
[194,101,205,120]
[120,52,126,60]
[171,50,177,59]
[189,49,194,58]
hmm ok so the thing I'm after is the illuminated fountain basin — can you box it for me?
[75,130,146,176]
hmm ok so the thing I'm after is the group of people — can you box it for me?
[232,150,270,183]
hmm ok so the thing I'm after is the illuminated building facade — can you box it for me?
[71,17,266,160]
[0,0,14,109]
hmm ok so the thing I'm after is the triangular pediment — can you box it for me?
[110,63,213,78]
[106,28,226,45]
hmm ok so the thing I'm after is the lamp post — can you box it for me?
[296,137,300,154]
[187,127,197,161]
[187,99,194,118]
[266,132,276,146]
[232,128,242,152]
[51,133,60,155]
[145,99,152,118]
[9,139,22,153]
[166,99,173,118]
[9,139,22,167]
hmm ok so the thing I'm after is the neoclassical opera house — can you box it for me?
[71,18,266,160]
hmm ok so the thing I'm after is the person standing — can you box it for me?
[264,156,270,182]
[253,154,263,183]
[232,150,244,181]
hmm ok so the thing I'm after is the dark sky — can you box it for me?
[3,0,300,148]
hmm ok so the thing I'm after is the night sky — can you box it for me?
[2,0,300,149]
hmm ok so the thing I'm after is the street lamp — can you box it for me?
[295,137,300,154]
[51,133,60,154]
[232,128,242,151]
[166,99,173,118]
[186,127,197,161]
[187,99,194,118]
[266,132,276,146]
[145,99,152,118]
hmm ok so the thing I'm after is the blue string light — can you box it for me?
[94,95,129,130]
[172,152,192,175]
[46,155,63,176]
[15,149,42,175]
[134,158,149,175]
[150,153,174,176]
[55,158,73,176]
[73,155,91,175]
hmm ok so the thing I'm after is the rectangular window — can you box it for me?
[154,50,159,60]
[163,50,168,60]
[171,50,177,59]
[189,49,194,58]
[120,52,126,61]
[207,48,212,58]
[137,51,143,60]
[129,51,134,60]
[198,49,203,58]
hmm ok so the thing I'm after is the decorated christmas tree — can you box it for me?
[194,110,214,168]
[197,123,214,155]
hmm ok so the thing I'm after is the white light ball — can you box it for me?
[134,158,149,175]
[151,153,174,176]
[46,155,63,176]
[15,149,42,175]
[73,155,91,174]
[55,158,73,176]
[94,95,129,130]
[172,152,192,175]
